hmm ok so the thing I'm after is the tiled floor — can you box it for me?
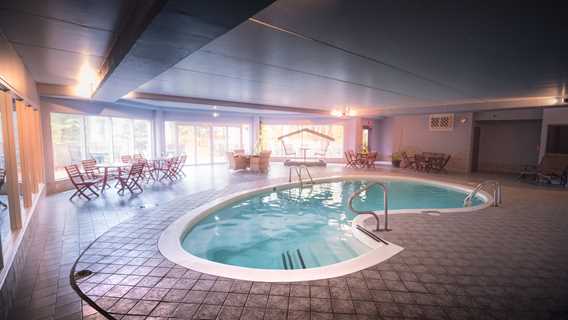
[6,164,568,319]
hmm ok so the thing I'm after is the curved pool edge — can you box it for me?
[158,174,492,282]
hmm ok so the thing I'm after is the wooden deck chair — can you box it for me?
[120,155,132,164]
[159,157,178,182]
[344,150,358,168]
[65,164,100,200]
[366,151,378,168]
[117,162,145,195]
[401,152,416,169]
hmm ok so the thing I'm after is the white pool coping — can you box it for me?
[158,175,491,282]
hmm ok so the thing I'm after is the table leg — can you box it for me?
[101,167,109,192]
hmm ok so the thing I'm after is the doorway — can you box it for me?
[362,126,370,151]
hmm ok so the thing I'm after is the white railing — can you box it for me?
[347,182,390,232]
[464,180,502,207]
[288,165,314,187]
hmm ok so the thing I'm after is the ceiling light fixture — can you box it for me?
[331,106,357,118]
[212,112,219,118]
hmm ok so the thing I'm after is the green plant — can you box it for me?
[391,152,402,161]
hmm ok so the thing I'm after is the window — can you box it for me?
[51,113,85,179]
[50,113,153,180]
[261,124,344,158]
[86,116,112,163]
[164,122,251,164]
[546,125,568,154]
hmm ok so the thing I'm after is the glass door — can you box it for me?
[177,125,196,164]
[196,126,212,164]
[212,126,227,163]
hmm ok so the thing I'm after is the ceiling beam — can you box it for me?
[128,92,330,115]
[92,0,276,102]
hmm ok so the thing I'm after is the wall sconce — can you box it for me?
[330,106,357,118]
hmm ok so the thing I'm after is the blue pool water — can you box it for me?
[182,180,483,270]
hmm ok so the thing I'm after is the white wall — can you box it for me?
[375,112,474,173]
[539,107,568,161]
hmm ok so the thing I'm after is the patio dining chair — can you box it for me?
[401,152,416,169]
[120,155,132,164]
[65,164,100,200]
[81,159,103,180]
[366,151,377,168]
[430,154,451,173]
[159,156,179,182]
[116,162,145,195]
[414,154,429,172]
[344,150,358,168]
[133,154,144,161]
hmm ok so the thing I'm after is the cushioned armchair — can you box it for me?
[227,152,249,170]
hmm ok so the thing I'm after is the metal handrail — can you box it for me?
[288,165,314,187]
[347,182,389,232]
[464,180,502,207]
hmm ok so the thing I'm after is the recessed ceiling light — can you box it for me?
[213,106,217,109]
[212,112,219,118]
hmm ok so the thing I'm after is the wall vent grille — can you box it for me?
[429,113,454,131]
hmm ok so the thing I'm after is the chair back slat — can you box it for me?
[65,164,84,184]
[121,155,132,164]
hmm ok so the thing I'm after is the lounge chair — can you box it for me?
[227,152,249,170]
[521,153,568,186]
[430,154,451,173]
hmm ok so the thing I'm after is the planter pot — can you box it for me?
[391,159,401,167]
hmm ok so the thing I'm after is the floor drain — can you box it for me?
[74,269,93,280]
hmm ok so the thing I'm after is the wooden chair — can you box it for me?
[159,157,178,182]
[120,155,132,164]
[117,162,145,195]
[65,164,100,200]
[173,155,187,178]
[414,154,428,172]
[365,151,377,168]
[344,150,358,168]
[401,152,416,169]
[430,154,451,173]
[133,154,144,161]
[81,159,103,180]
[282,143,296,158]
[233,149,245,155]
[0,169,7,208]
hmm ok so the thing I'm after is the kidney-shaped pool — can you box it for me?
[159,176,489,282]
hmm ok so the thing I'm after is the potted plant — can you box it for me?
[391,152,402,167]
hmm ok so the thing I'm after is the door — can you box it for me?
[362,127,370,151]
[471,126,481,172]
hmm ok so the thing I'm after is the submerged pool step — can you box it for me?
[281,249,307,270]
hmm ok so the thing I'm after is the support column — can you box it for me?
[154,110,165,157]
[0,92,21,229]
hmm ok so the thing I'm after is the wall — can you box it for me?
[539,107,568,161]
[0,32,39,105]
[475,120,541,173]
[375,112,474,173]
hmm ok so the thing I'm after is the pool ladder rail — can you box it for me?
[281,249,306,270]
[464,180,502,207]
[347,182,390,232]
[288,165,314,188]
